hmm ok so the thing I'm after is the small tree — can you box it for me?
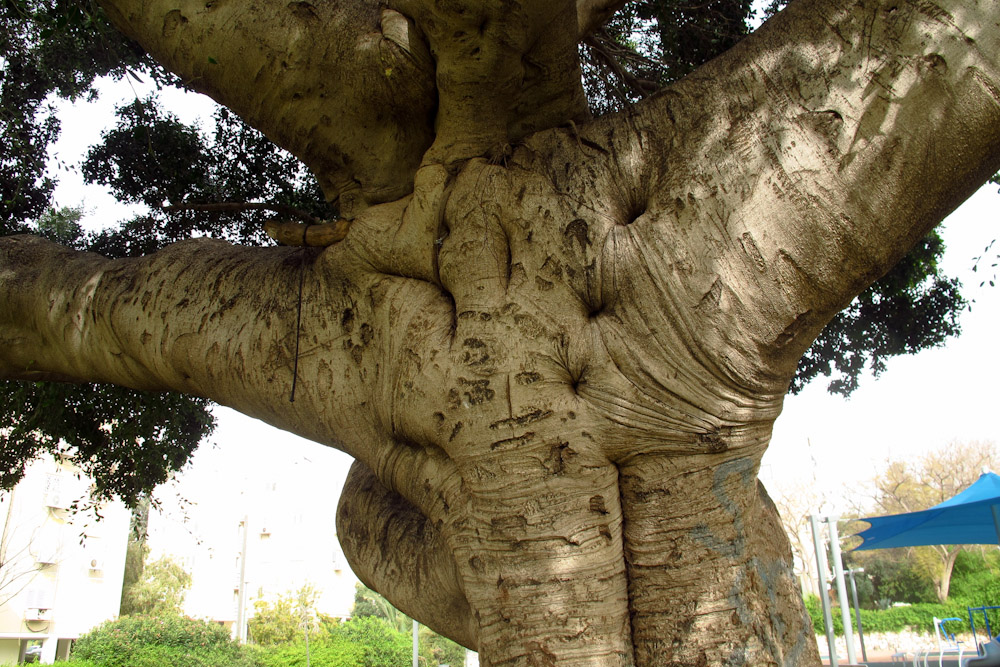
[249,584,319,646]
[119,554,191,616]
[772,472,838,598]
[0,523,50,609]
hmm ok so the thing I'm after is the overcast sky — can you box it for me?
[48,77,1000,520]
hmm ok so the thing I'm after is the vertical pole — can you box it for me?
[847,569,867,663]
[235,515,250,643]
[827,517,857,665]
[811,514,838,667]
[39,638,57,665]
[413,618,419,667]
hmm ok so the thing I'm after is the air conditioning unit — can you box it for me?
[43,473,70,510]
[25,608,53,622]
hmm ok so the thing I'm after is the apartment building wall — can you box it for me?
[0,457,130,664]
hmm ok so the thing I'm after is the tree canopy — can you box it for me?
[0,0,978,504]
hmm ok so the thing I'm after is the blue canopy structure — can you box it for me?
[855,472,1000,551]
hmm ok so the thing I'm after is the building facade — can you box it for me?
[0,457,130,664]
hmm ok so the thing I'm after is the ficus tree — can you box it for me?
[2,0,999,664]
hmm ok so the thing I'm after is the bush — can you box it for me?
[258,637,366,667]
[255,616,412,667]
[326,616,411,667]
[72,614,262,667]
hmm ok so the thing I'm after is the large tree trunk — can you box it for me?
[2,0,1000,664]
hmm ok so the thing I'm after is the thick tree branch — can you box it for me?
[0,236,314,397]
[532,0,1000,395]
[0,233,443,467]
[97,0,437,217]
[701,0,1000,373]
[576,0,630,40]
[336,461,477,649]
[389,0,590,164]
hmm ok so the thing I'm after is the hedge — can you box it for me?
[804,596,983,636]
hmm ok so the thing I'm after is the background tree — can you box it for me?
[855,441,1000,602]
[323,616,412,667]
[842,550,938,608]
[0,523,51,608]
[1,0,999,663]
[119,553,191,616]
[418,625,467,667]
[772,475,835,599]
[945,548,1000,606]
[248,584,319,647]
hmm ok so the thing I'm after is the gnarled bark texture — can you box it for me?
[2,0,999,664]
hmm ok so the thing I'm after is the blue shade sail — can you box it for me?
[854,472,1000,551]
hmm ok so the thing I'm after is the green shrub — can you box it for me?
[948,550,1000,606]
[259,637,366,667]
[72,614,261,667]
[326,616,411,667]
[255,616,413,667]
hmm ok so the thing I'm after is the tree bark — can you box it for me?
[3,0,1000,663]
[934,546,962,603]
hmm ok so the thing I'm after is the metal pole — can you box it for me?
[413,619,419,667]
[235,515,250,643]
[827,517,857,665]
[810,514,839,667]
[847,568,867,663]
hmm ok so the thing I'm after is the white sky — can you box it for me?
[45,77,1000,522]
